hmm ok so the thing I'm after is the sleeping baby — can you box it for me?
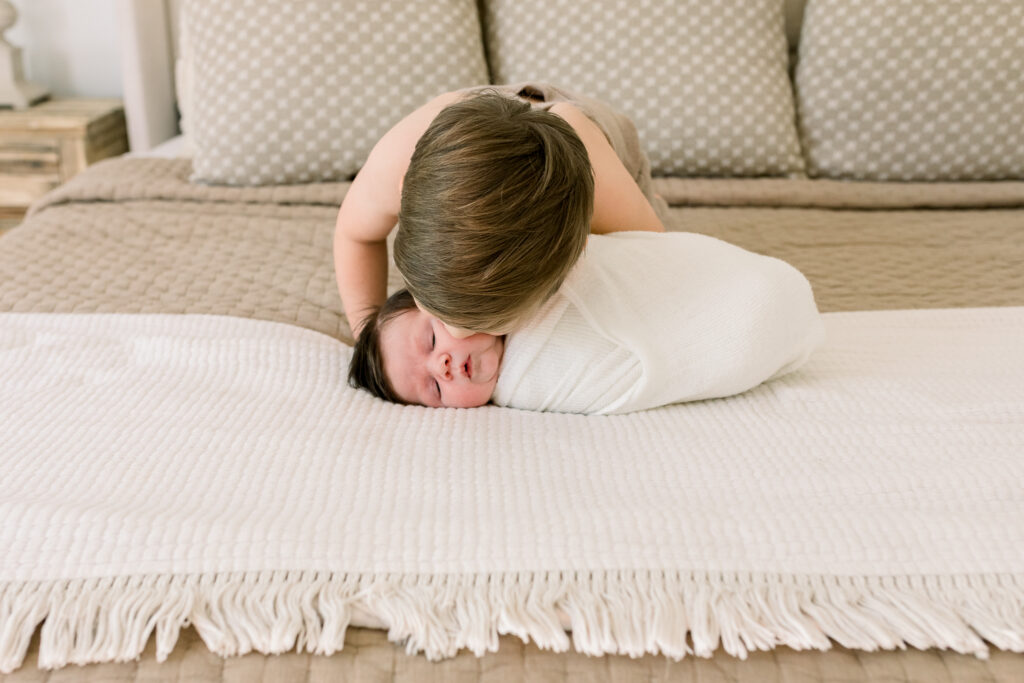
[348,232,825,414]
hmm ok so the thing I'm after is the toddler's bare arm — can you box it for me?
[333,92,463,337]
[333,148,398,338]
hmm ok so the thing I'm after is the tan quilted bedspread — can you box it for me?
[1,157,1023,682]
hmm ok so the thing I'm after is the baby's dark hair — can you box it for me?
[348,289,419,404]
[395,89,594,333]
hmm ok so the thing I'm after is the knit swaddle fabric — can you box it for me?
[492,232,825,414]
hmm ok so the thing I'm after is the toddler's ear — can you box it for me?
[442,321,474,339]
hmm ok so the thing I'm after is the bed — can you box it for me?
[1,1,1023,681]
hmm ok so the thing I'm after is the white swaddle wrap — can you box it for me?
[491,232,825,414]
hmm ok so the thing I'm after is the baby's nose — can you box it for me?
[433,353,453,380]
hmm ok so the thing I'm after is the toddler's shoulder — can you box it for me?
[354,90,467,215]
[547,102,609,150]
[370,91,466,177]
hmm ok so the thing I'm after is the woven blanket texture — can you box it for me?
[1,308,1023,673]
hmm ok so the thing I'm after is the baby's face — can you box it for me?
[380,308,504,408]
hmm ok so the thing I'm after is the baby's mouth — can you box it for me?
[464,356,473,380]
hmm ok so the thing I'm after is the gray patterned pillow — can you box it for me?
[186,0,490,185]
[795,0,1024,181]
[481,0,805,177]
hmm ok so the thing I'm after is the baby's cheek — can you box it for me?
[448,383,494,408]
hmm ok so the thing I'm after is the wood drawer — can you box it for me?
[0,138,61,207]
[0,98,127,211]
[0,174,61,207]
[0,139,61,175]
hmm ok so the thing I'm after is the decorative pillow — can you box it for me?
[186,0,490,185]
[481,0,805,177]
[795,0,1024,181]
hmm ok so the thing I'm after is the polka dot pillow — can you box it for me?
[795,0,1024,180]
[481,0,805,177]
[186,0,490,185]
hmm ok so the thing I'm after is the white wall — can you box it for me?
[8,0,122,98]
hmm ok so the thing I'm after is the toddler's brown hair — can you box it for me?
[395,89,594,334]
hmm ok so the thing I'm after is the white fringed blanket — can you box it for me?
[1,309,1023,672]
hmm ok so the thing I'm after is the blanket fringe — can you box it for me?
[2,570,1023,672]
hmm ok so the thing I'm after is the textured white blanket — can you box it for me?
[492,232,825,413]
[2,310,1023,672]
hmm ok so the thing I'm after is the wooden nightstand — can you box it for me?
[0,98,128,234]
